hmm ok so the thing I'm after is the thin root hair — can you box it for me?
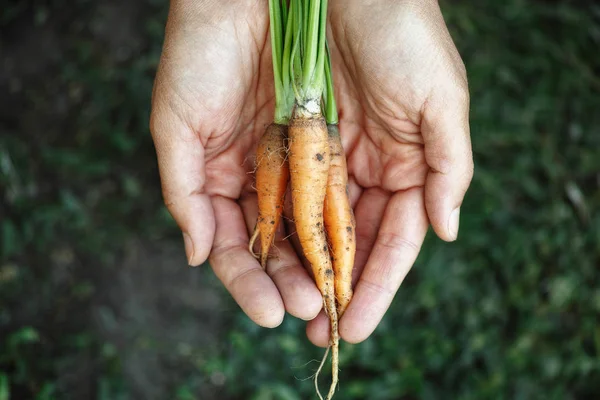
[314,346,331,400]
[248,226,260,258]
[282,230,298,241]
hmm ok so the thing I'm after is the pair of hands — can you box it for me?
[150,0,473,346]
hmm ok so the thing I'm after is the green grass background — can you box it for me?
[1,0,599,399]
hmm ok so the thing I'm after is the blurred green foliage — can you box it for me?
[1,0,600,399]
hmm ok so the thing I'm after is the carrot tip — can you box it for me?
[260,252,268,270]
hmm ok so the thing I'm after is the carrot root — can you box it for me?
[253,123,290,269]
[325,294,339,400]
[288,113,339,400]
[313,297,339,400]
[314,346,330,400]
[248,225,260,260]
[323,124,355,317]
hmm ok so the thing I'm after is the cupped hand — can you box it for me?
[304,0,473,346]
[150,0,323,327]
[150,0,473,341]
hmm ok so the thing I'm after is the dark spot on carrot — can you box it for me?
[325,268,333,276]
[346,247,350,251]
[270,220,275,224]
[323,244,327,252]
[346,226,352,233]
[316,153,324,161]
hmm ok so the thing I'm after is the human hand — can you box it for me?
[303,0,473,346]
[150,0,323,326]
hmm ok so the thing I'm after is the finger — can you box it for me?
[347,176,363,209]
[306,310,330,348]
[350,188,390,286]
[238,190,259,237]
[269,228,323,321]
[239,192,322,321]
[422,85,474,241]
[340,187,428,343]
[150,102,214,266]
[209,195,285,328]
[306,187,390,346]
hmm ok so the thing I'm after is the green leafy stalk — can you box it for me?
[269,0,283,100]
[303,0,310,59]
[281,0,288,28]
[281,0,294,92]
[270,0,295,124]
[290,0,329,112]
[323,41,338,125]
[311,0,328,97]
[302,0,321,86]
[290,0,303,101]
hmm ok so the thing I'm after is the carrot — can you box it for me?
[288,111,339,400]
[249,123,289,268]
[323,124,355,317]
[249,0,295,267]
[254,0,349,398]
[287,0,341,398]
[321,31,356,318]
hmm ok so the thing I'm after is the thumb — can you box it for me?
[422,85,474,242]
[150,100,215,265]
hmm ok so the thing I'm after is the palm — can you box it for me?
[153,5,272,199]
[329,1,467,192]
[330,56,427,195]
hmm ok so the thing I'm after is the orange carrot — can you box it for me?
[249,123,290,269]
[323,124,355,317]
[288,111,339,399]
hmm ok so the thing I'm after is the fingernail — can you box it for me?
[183,232,195,265]
[448,207,461,240]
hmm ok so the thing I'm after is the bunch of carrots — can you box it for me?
[248,0,355,398]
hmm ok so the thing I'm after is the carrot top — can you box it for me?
[290,0,329,116]
[322,41,338,125]
[269,0,295,124]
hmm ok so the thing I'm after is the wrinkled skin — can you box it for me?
[150,0,473,345]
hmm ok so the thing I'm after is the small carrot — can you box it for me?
[249,124,289,268]
[324,124,355,317]
[322,35,356,318]
[249,0,295,267]
[288,111,339,400]
[288,0,340,398]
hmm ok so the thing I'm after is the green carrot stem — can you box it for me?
[281,0,294,91]
[302,0,321,87]
[281,0,288,28]
[290,0,330,113]
[323,40,338,125]
[290,0,303,102]
[270,0,294,124]
[310,0,328,100]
